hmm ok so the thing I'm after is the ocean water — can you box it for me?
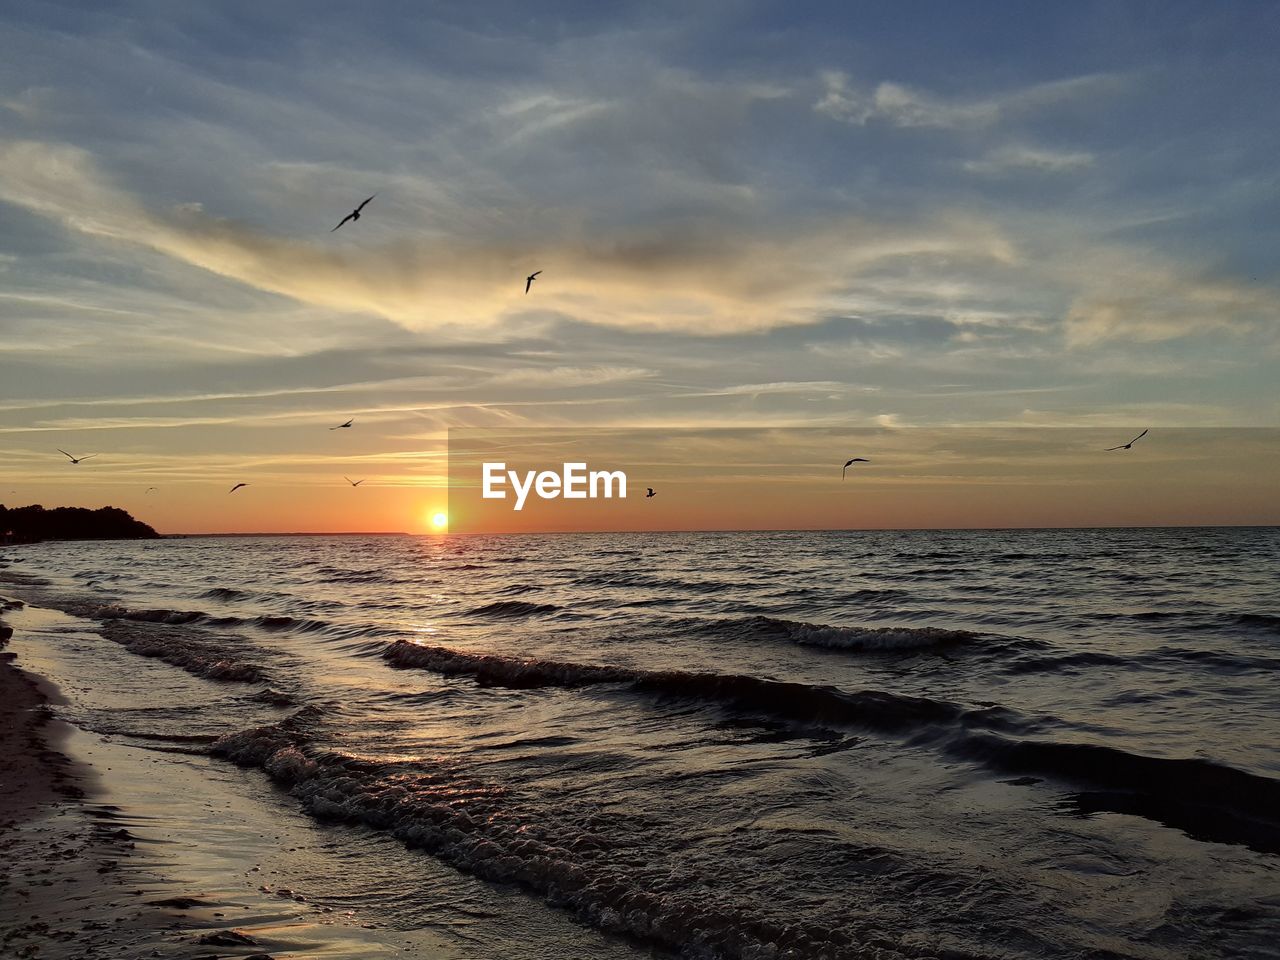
[4,527,1280,959]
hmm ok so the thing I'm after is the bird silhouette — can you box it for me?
[842,458,869,479]
[645,488,656,498]
[228,483,249,494]
[1105,429,1149,451]
[525,270,542,294]
[330,419,354,430]
[331,195,375,232]
[145,487,158,494]
[344,476,366,487]
[58,449,97,465]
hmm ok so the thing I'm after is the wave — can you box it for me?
[1234,613,1280,634]
[37,599,267,683]
[465,600,562,618]
[89,604,341,638]
[244,686,296,706]
[1006,646,1280,676]
[382,639,1280,852]
[382,640,1018,735]
[94,604,209,625]
[953,733,1280,854]
[199,586,254,601]
[1090,610,1182,622]
[211,713,962,960]
[95,619,264,682]
[840,587,913,602]
[681,615,981,652]
[244,614,329,633]
[761,618,978,652]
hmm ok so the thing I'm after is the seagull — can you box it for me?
[645,488,656,498]
[229,483,249,494]
[1105,429,1149,452]
[842,458,869,479]
[330,419,354,430]
[58,449,97,465]
[331,195,375,232]
[344,477,366,487]
[525,270,542,294]
[145,487,158,494]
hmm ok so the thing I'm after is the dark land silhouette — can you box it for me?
[0,504,159,543]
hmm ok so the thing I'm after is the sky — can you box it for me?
[1,1,1277,533]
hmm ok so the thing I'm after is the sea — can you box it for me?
[3,527,1279,959]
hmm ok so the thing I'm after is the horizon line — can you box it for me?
[162,522,1280,538]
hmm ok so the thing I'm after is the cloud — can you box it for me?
[0,139,1017,335]
[1064,270,1278,345]
[482,365,655,388]
[815,71,1124,130]
[1,86,58,120]
[963,145,1095,175]
[675,380,878,399]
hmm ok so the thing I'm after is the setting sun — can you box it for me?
[430,511,448,531]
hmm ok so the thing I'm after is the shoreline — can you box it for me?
[0,598,87,820]
[0,587,474,960]
[0,599,314,960]
[0,603,172,960]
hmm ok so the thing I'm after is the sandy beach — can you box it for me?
[1,596,192,960]
[1,581,474,960]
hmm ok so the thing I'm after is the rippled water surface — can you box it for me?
[6,527,1280,959]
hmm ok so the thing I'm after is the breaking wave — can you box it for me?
[211,712,965,960]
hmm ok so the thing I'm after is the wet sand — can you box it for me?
[2,597,193,960]
[0,584,472,960]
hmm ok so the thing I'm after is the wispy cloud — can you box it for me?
[815,72,1125,130]
[963,145,1095,175]
[0,139,1017,335]
[675,380,879,399]
[1064,269,1278,345]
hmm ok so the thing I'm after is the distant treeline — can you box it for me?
[0,504,159,543]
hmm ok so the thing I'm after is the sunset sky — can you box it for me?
[1,2,1277,533]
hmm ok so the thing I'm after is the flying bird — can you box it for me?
[525,270,542,294]
[344,477,366,487]
[228,483,249,494]
[842,458,869,479]
[331,195,375,232]
[58,449,97,465]
[330,419,354,430]
[145,487,158,494]
[1105,429,1149,452]
[645,488,656,498]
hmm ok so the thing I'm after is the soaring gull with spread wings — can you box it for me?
[1105,429,1149,451]
[331,195,375,232]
